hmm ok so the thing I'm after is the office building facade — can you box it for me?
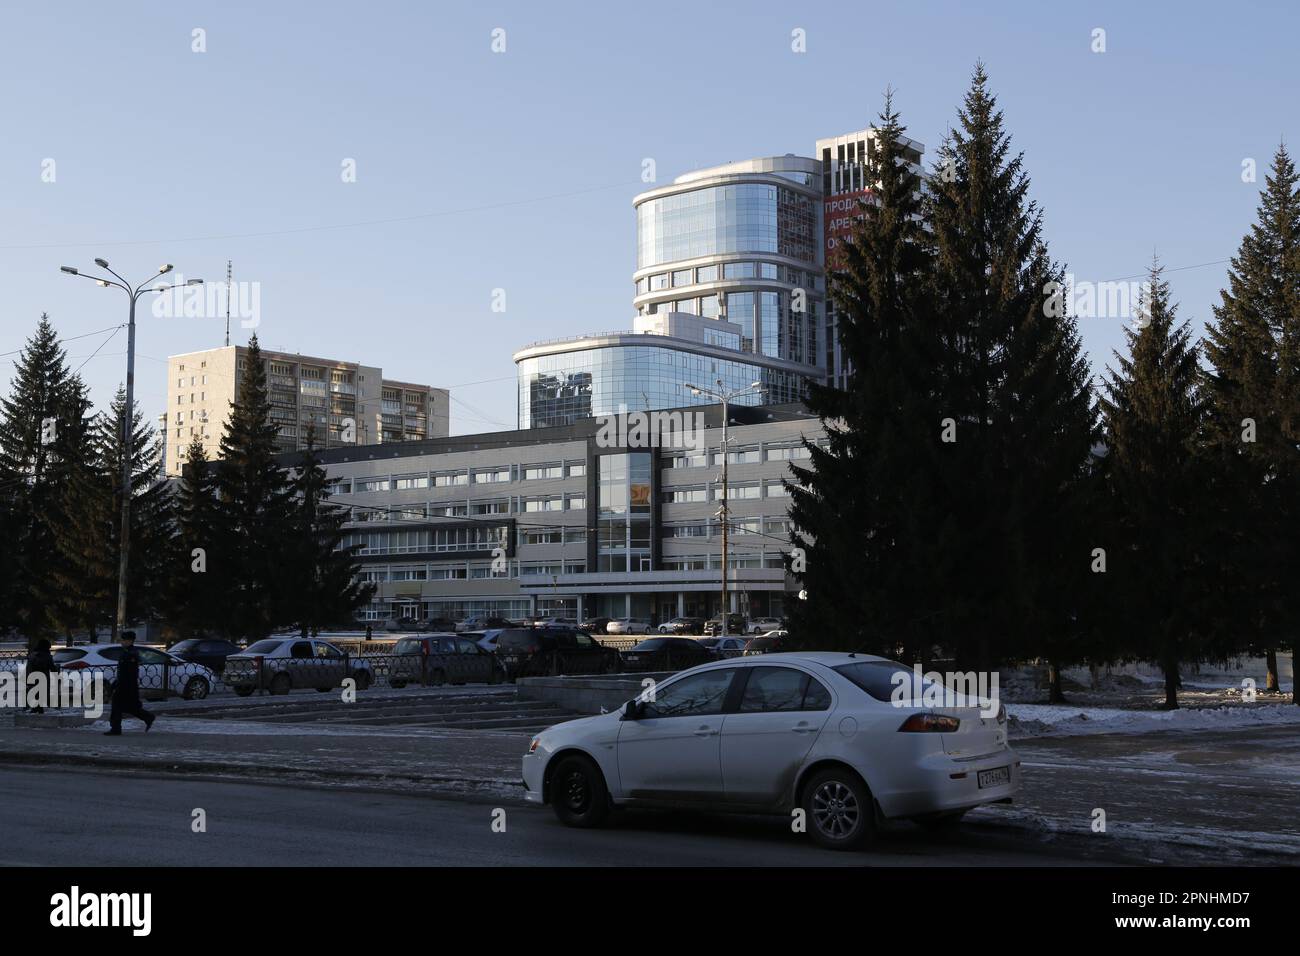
[163,345,449,476]
[303,404,824,625]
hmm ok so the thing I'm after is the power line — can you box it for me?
[71,326,124,377]
[0,324,125,359]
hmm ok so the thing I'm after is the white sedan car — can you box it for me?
[53,644,217,700]
[522,652,1019,850]
[605,618,651,636]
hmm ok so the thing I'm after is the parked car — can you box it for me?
[606,618,651,636]
[657,617,705,635]
[468,630,501,652]
[529,617,579,629]
[703,614,748,636]
[495,628,620,681]
[223,638,373,696]
[578,617,614,635]
[743,633,790,656]
[166,638,241,675]
[456,616,517,633]
[54,644,216,701]
[618,636,714,673]
[388,634,504,687]
[696,636,749,659]
[746,617,785,635]
[522,652,1017,850]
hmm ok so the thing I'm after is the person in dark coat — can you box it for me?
[104,630,155,736]
[26,638,54,714]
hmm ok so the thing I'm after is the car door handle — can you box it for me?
[791,724,816,734]
[693,726,718,737]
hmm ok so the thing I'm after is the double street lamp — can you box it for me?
[61,260,203,638]
[682,379,762,638]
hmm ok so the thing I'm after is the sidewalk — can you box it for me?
[0,715,531,802]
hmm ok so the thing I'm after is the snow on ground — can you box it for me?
[1008,701,1300,738]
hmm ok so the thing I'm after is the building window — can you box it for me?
[672,268,693,287]
[356,478,389,493]
[433,471,468,487]
[393,475,430,490]
[522,463,562,481]
[565,461,586,478]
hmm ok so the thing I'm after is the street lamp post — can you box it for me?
[61,261,203,639]
[683,379,762,638]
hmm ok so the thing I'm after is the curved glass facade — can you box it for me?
[637,184,818,269]
[517,344,808,429]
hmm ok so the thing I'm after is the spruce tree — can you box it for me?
[1203,144,1300,699]
[788,91,942,660]
[286,427,374,636]
[0,316,94,644]
[923,64,1099,675]
[214,335,296,640]
[1100,262,1225,708]
[163,436,225,640]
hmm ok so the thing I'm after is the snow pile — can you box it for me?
[1007,702,1300,737]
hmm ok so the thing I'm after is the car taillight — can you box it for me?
[898,713,961,733]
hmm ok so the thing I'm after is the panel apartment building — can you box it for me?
[163,345,450,476]
[292,403,824,626]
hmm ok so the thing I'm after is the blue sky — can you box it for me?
[1,0,1295,434]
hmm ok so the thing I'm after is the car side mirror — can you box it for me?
[622,699,641,721]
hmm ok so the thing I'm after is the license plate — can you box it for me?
[977,766,1010,789]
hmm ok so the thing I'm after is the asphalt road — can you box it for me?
[0,766,1099,867]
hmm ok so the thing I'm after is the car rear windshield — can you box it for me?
[496,630,539,649]
[169,640,199,652]
[632,638,668,650]
[52,649,86,664]
[833,660,939,703]
[244,639,284,654]
[393,639,423,655]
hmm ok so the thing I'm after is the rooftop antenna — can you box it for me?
[224,259,232,346]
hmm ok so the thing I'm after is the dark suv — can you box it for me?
[494,628,620,680]
[703,614,748,636]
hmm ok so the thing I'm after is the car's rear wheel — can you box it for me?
[182,677,210,700]
[550,755,610,829]
[803,767,875,850]
[390,679,407,689]
[353,671,372,691]
[234,686,254,698]
[270,673,292,695]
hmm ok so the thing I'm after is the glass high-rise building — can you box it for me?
[633,155,825,369]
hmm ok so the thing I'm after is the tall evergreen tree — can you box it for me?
[788,91,942,661]
[0,316,94,644]
[1203,144,1300,699]
[285,428,375,636]
[213,335,296,641]
[162,436,226,641]
[1100,262,1227,708]
[922,64,1099,674]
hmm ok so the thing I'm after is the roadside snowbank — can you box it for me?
[1008,701,1300,737]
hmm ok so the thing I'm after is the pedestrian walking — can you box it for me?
[26,638,54,714]
[104,630,155,736]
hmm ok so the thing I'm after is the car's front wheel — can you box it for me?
[803,768,875,850]
[182,677,210,700]
[550,755,610,829]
